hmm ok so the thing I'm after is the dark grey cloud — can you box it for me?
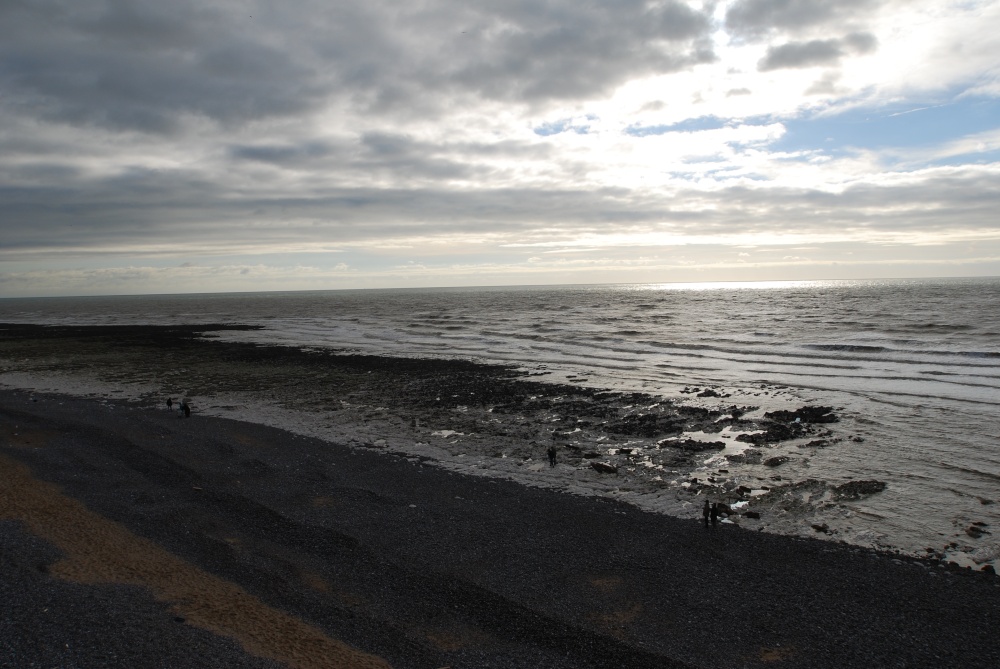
[726,0,879,39]
[0,0,715,135]
[0,1,323,133]
[430,0,714,104]
[672,170,1000,235]
[4,156,999,262]
[230,142,343,166]
[758,33,877,71]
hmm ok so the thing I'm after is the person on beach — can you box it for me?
[166,397,173,410]
[710,502,720,527]
[180,400,190,418]
[547,445,557,467]
[703,500,711,527]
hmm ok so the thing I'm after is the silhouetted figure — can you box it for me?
[710,502,720,527]
[166,398,173,410]
[547,445,557,467]
[703,500,711,528]
[180,400,190,418]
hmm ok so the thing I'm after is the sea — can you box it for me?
[2,277,999,566]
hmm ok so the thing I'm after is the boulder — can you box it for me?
[605,413,686,438]
[743,511,761,519]
[726,449,763,465]
[764,406,839,424]
[658,438,725,452]
[590,461,618,474]
[737,422,804,445]
[831,480,887,500]
[966,525,990,539]
[764,456,789,467]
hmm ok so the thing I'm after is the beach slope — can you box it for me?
[2,388,999,669]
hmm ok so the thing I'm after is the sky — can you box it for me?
[2,0,999,297]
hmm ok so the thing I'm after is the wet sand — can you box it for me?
[2,326,1000,668]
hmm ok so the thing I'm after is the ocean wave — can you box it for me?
[937,462,1000,484]
[804,344,888,353]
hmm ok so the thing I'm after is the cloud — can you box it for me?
[0,0,715,136]
[758,33,877,71]
[0,1,325,133]
[0,0,998,297]
[230,141,342,166]
[725,0,880,39]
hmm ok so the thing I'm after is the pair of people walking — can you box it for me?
[166,397,191,418]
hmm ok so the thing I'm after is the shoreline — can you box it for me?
[2,323,996,571]
[3,385,1000,668]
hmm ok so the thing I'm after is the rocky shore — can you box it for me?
[0,324,902,542]
[3,324,1000,667]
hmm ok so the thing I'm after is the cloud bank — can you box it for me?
[1,0,999,295]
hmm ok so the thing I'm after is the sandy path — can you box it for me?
[0,450,390,669]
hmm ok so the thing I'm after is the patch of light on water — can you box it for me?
[627,280,847,292]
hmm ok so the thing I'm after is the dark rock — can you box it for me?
[658,438,725,452]
[966,525,990,539]
[736,485,753,496]
[982,564,996,574]
[799,439,831,448]
[726,449,762,465]
[737,422,805,445]
[582,451,601,459]
[697,388,721,398]
[811,523,830,534]
[590,461,618,474]
[606,413,686,438]
[764,406,838,424]
[763,456,789,467]
[831,480,887,499]
[743,511,761,519]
